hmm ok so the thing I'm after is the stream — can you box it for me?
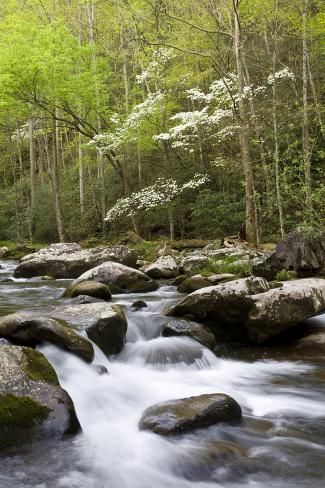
[0,259,324,487]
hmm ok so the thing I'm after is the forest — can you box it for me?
[0,0,323,246]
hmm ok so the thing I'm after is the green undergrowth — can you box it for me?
[0,240,44,260]
[275,270,298,281]
[192,257,253,278]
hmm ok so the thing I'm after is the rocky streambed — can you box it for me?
[0,239,325,488]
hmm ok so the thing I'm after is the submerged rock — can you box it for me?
[0,345,80,449]
[63,280,111,301]
[49,303,128,356]
[144,256,179,279]
[14,243,138,279]
[0,313,94,363]
[73,261,158,294]
[132,300,147,310]
[139,393,242,435]
[162,319,216,350]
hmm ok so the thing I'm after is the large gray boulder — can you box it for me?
[63,281,111,301]
[0,345,80,449]
[246,278,325,343]
[73,261,158,294]
[168,276,325,344]
[167,277,269,324]
[253,229,325,280]
[48,303,128,356]
[144,256,179,279]
[0,313,94,363]
[162,319,216,350]
[14,243,138,279]
[139,393,242,436]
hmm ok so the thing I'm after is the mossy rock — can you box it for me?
[0,313,94,363]
[0,346,80,450]
[139,393,242,436]
[63,281,112,301]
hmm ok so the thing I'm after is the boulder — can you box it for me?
[246,278,325,343]
[86,305,128,356]
[179,256,209,274]
[253,229,325,280]
[167,277,269,325]
[162,319,216,350]
[0,345,80,449]
[48,303,128,357]
[63,281,111,301]
[139,393,242,436]
[73,261,158,294]
[168,276,325,344]
[144,256,179,279]
[132,300,147,310]
[0,313,94,363]
[178,274,236,294]
[0,246,9,258]
[14,243,138,279]
[178,275,212,293]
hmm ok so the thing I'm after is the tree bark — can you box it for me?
[51,118,66,242]
[29,118,36,241]
[233,0,258,245]
[302,0,312,207]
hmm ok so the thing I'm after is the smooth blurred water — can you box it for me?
[0,260,325,488]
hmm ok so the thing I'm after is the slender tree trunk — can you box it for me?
[306,50,324,136]
[79,132,85,217]
[52,118,66,242]
[233,0,257,244]
[271,1,284,237]
[29,118,36,241]
[302,0,312,206]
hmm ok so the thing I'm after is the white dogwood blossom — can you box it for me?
[105,174,209,222]
[135,48,175,85]
[88,91,164,154]
[268,67,295,85]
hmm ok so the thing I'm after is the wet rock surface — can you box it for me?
[139,393,242,435]
[0,313,94,362]
[162,319,216,350]
[0,345,80,449]
[63,280,112,301]
[48,303,128,356]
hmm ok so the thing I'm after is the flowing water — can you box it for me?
[0,260,324,488]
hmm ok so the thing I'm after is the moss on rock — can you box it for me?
[0,394,51,428]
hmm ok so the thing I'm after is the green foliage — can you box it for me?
[192,257,252,277]
[191,190,245,239]
[275,270,298,281]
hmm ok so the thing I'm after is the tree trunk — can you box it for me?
[79,132,85,217]
[271,1,284,238]
[29,118,36,241]
[52,118,66,242]
[233,0,258,245]
[302,0,312,207]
